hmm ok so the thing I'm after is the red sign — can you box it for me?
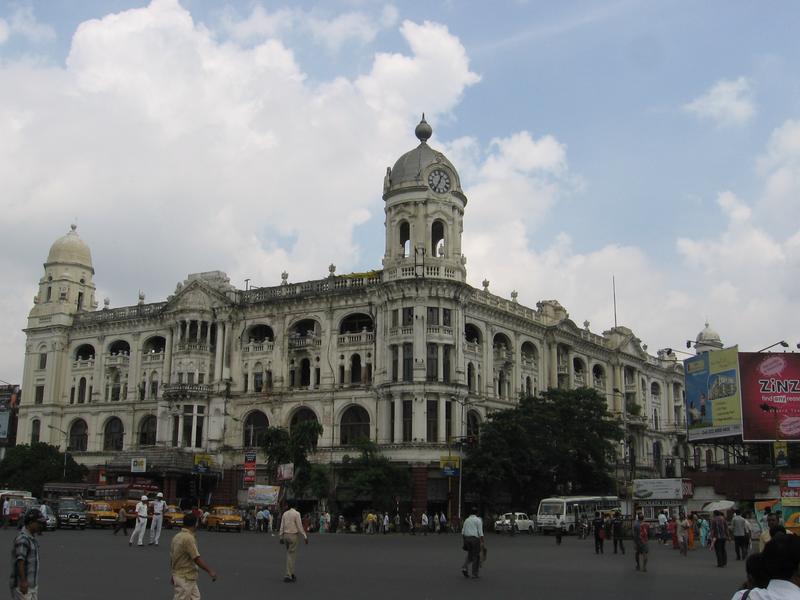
[243,451,256,485]
[740,352,800,441]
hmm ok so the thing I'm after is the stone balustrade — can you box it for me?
[337,332,375,346]
[242,341,275,353]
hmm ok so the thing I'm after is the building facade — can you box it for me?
[17,118,687,511]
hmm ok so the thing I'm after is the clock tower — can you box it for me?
[382,116,467,283]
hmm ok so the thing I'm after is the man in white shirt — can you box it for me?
[129,495,149,547]
[735,533,800,600]
[2,497,10,529]
[461,506,484,579]
[732,509,749,561]
[421,512,429,536]
[149,492,167,546]
[658,510,668,544]
[279,500,308,583]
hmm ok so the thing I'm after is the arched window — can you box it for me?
[467,411,481,437]
[104,417,124,451]
[705,448,714,468]
[399,221,410,258]
[464,324,482,344]
[339,313,374,334]
[290,408,319,444]
[30,419,40,444]
[139,415,157,447]
[243,411,269,447]
[247,324,274,343]
[78,377,88,404]
[431,220,445,257]
[74,344,95,361]
[350,354,362,385]
[109,369,121,401]
[142,336,166,354]
[108,339,130,355]
[592,364,606,387]
[68,419,88,451]
[253,362,264,393]
[340,405,370,445]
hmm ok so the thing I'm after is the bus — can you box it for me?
[536,496,620,534]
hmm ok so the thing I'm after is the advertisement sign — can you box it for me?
[246,485,280,506]
[277,463,294,481]
[684,346,742,441]
[440,455,460,477]
[632,478,693,501]
[130,458,147,473]
[243,451,257,485]
[0,385,18,441]
[193,453,213,474]
[740,352,800,441]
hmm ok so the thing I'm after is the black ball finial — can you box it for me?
[415,113,432,143]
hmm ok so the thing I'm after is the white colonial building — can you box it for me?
[17,118,687,511]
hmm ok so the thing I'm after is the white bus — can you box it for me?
[536,496,620,534]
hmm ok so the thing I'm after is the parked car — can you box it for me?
[7,497,30,525]
[205,506,244,532]
[39,504,58,531]
[86,502,118,528]
[163,505,185,529]
[494,512,535,534]
[55,497,87,529]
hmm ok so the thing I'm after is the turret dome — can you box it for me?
[386,115,461,193]
[696,322,721,344]
[46,224,93,270]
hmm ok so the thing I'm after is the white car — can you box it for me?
[494,512,535,534]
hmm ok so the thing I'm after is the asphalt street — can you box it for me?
[2,526,746,599]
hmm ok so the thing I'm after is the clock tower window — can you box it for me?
[431,220,445,257]
[398,221,411,258]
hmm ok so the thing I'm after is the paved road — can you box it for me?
[1,527,746,599]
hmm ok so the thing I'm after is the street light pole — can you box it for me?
[47,424,69,480]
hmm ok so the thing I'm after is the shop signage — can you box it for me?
[131,458,147,473]
[243,451,257,485]
[440,455,460,477]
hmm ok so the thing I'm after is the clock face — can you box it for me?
[428,169,451,193]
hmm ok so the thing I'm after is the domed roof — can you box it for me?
[46,224,93,268]
[389,115,460,190]
[696,321,721,344]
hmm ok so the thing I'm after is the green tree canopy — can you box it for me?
[261,420,324,496]
[0,443,87,497]
[337,440,409,512]
[464,388,624,511]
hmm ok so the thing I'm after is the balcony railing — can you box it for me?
[163,383,212,397]
[594,377,606,391]
[557,362,568,374]
[338,332,375,346]
[104,353,130,367]
[288,335,322,349]
[574,372,586,386]
[176,342,211,353]
[464,341,480,355]
[141,352,165,364]
[520,357,538,370]
[389,326,414,337]
[72,358,95,370]
[242,341,275,353]
[426,326,453,336]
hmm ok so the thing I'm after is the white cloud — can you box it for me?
[683,76,756,126]
[220,5,294,42]
[0,18,9,44]
[0,5,56,44]
[0,0,478,381]
[306,12,379,50]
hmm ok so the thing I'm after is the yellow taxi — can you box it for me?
[205,506,244,532]
[86,501,119,528]
[164,505,185,529]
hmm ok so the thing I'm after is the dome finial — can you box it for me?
[70,223,77,232]
[415,113,432,143]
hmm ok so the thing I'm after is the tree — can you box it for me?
[261,420,324,497]
[463,388,624,511]
[0,443,87,497]
[337,440,409,512]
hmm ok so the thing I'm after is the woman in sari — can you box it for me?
[699,515,710,547]
[687,513,695,549]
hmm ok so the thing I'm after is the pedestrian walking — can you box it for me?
[421,512,428,536]
[439,512,448,534]
[699,515,710,548]
[170,513,217,599]
[279,500,308,583]
[256,508,264,532]
[592,511,605,554]
[611,511,624,554]
[2,497,10,529]
[555,514,564,545]
[10,508,45,600]
[112,506,128,536]
[678,514,690,556]
[407,512,415,535]
[461,506,484,579]
[338,514,345,534]
[658,510,668,544]
[130,495,149,547]
[149,492,166,546]
[383,513,390,535]
[732,509,749,561]
[710,509,730,567]
[633,512,649,572]
[668,516,678,549]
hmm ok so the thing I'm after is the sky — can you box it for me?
[1,0,800,383]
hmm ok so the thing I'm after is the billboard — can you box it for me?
[684,346,742,441]
[740,352,800,441]
[632,478,693,501]
[0,385,19,442]
[131,458,147,473]
[440,455,460,477]
[193,453,213,473]
[246,485,280,506]
[243,451,257,485]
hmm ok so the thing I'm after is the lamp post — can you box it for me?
[47,424,69,480]
[758,341,789,353]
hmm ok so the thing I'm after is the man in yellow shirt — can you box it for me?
[170,513,217,599]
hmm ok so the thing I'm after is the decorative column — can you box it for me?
[127,334,141,401]
[393,397,402,443]
[214,322,223,382]
[163,326,174,385]
[549,341,558,389]
[93,336,106,403]
[438,395,447,443]
[437,345,444,382]
[221,321,230,380]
